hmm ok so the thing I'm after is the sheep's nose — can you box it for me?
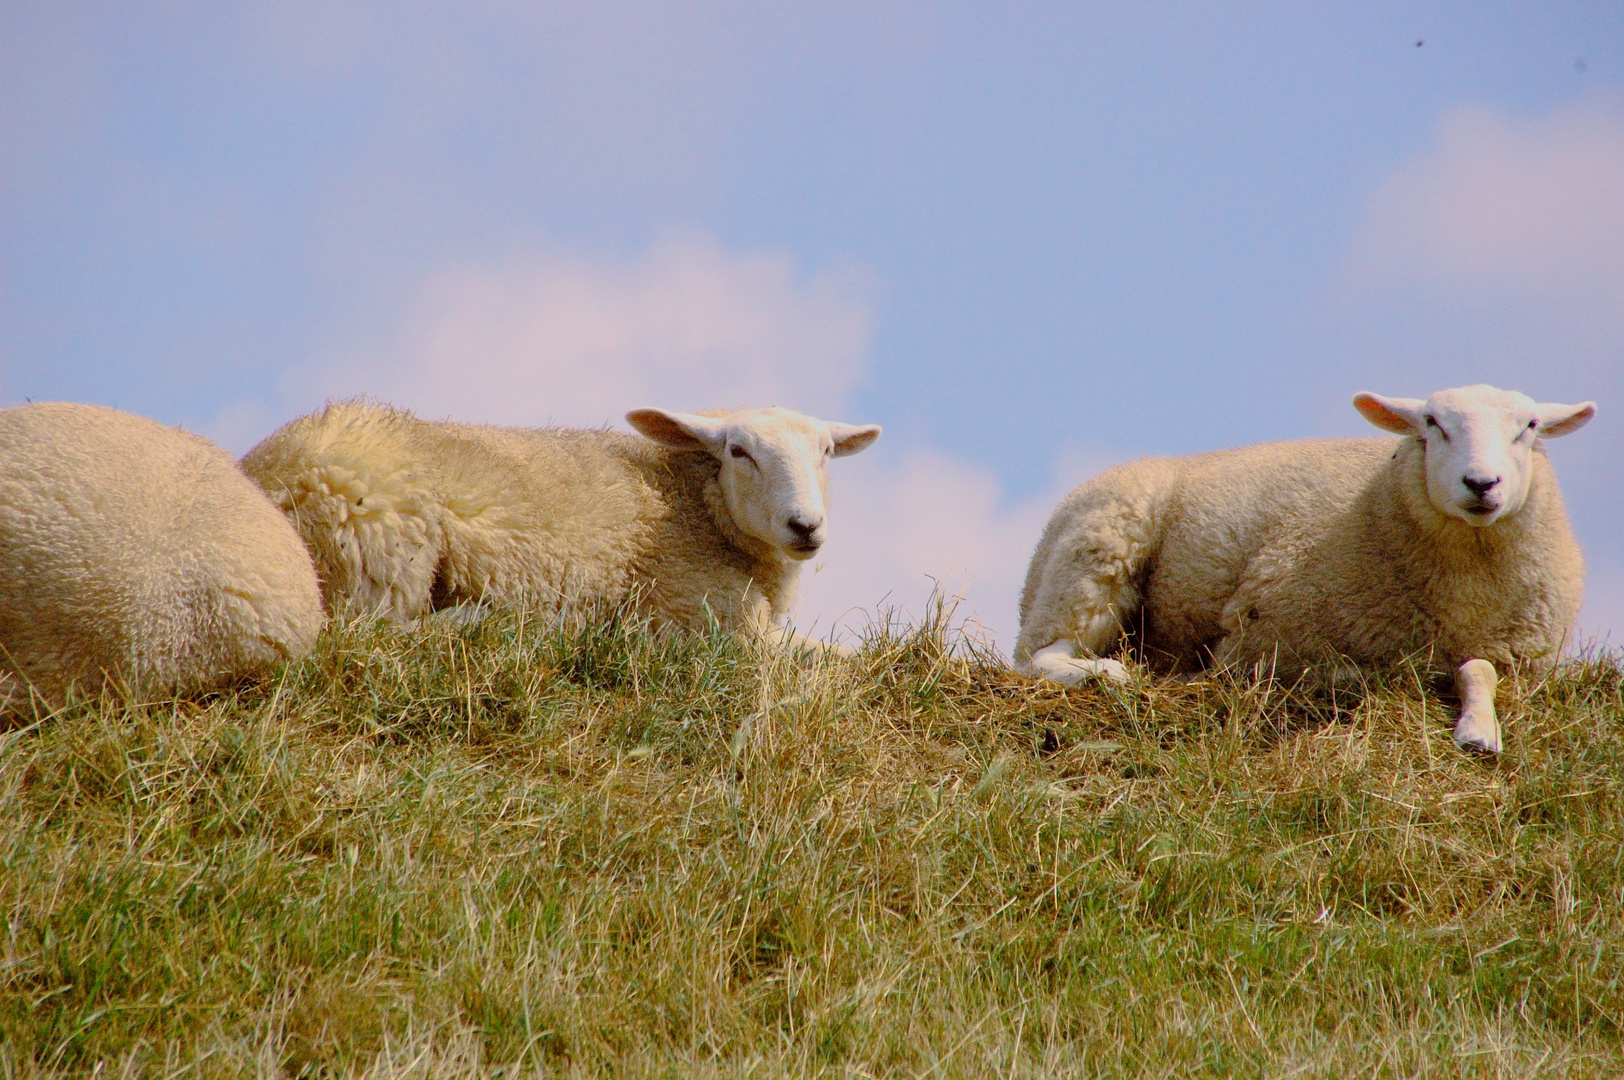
[787,516,823,541]
[1462,475,1501,496]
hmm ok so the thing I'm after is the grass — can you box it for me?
[1,604,1622,1077]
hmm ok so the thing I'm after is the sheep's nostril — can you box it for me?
[1462,476,1501,496]
[786,516,821,541]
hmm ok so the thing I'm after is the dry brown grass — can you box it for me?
[2,605,1621,1077]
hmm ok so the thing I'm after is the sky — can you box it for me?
[3,1,1620,651]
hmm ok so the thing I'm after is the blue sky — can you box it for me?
[3,2,1620,649]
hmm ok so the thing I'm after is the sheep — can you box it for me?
[0,402,325,710]
[239,400,882,645]
[1015,384,1596,753]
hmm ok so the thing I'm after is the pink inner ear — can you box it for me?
[831,422,883,451]
[626,410,707,450]
[1538,402,1597,439]
[1352,394,1415,435]
[830,423,882,457]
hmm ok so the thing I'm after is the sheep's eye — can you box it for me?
[1424,416,1450,441]
[729,445,749,459]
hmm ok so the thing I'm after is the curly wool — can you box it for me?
[240,400,804,634]
[0,403,324,708]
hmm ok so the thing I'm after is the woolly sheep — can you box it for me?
[239,400,881,643]
[1015,384,1596,753]
[0,403,325,710]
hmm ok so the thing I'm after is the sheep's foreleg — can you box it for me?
[1026,640,1129,685]
[1454,658,1500,754]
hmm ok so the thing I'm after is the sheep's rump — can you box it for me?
[240,401,679,623]
[0,403,324,708]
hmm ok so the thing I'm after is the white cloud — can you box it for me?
[795,444,1127,654]
[793,452,1048,652]
[294,230,872,430]
[1347,97,1624,303]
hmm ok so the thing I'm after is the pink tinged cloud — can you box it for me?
[796,446,1128,652]
[794,452,1054,649]
[302,231,872,427]
[1348,96,1624,305]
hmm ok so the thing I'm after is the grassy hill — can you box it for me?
[2,608,1621,1077]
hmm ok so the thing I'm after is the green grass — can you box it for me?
[2,607,1622,1077]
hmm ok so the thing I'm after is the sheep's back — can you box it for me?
[431,423,661,610]
[246,403,793,628]
[0,403,323,705]
[1139,438,1394,666]
[460,426,786,627]
[463,425,790,627]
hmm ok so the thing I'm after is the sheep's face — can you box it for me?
[1354,384,1595,527]
[626,406,882,558]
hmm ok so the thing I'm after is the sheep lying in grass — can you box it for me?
[0,403,325,710]
[241,401,881,645]
[1016,384,1596,753]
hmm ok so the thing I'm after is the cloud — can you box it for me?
[793,451,1049,650]
[1345,96,1624,324]
[795,443,1127,654]
[291,231,873,431]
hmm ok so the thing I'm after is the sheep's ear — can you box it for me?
[829,422,882,458]
[1534,401,1596,439]
[626,409,728,454]
[1353,392,1425,435]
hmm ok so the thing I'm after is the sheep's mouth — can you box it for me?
[1463,501,1499,518]
[788,541,823,558]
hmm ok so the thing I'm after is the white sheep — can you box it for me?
[239,400,881,643]
[0,403,325,710]
[1016,384,1596,753]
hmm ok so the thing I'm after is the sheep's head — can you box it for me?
[1354,384,1595,527]
[626,406,882,558]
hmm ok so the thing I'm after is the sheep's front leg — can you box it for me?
[1027,640,1129,686]
[1019,558,1139,687]
[1454,658,1500,754]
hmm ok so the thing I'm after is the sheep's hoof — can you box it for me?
[1032,654,1130,686]
[1452,713,1501,756]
